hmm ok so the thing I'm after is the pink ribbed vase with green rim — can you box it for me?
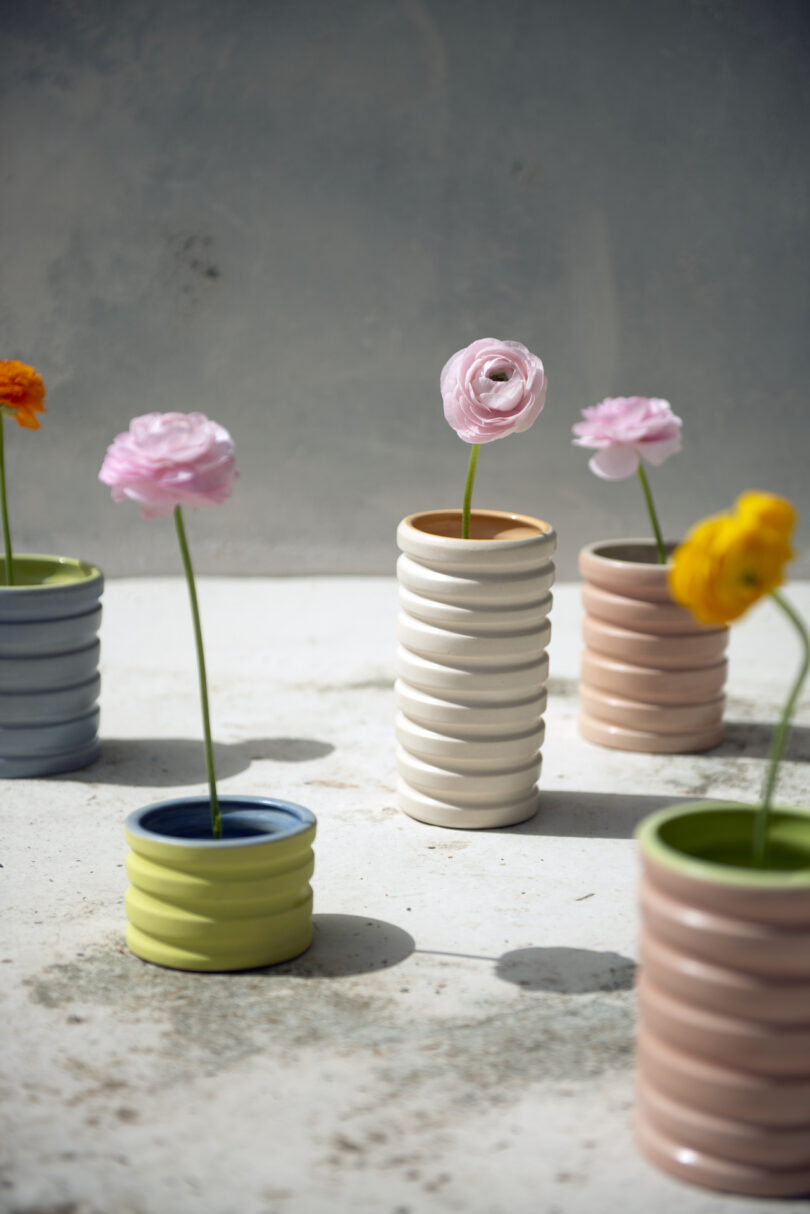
[635,801,810,1197]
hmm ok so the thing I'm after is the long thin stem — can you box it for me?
[174,505,221,839]
[0,415,14,586]
[753,588,810,865]
[637,463,666,564]
[462,443,481,540]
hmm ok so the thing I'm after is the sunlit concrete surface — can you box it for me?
[4,577,809,1214]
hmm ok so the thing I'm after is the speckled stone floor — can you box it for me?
[3,578,809,1214]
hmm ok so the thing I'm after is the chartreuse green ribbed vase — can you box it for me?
[125,796,316,972]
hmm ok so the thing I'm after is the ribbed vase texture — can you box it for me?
[0,556,103,777]
[578,540,727,753]
[125,797,316,972]
[396,510,555,829]
[637,814,810,1197]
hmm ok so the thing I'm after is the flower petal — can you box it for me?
[639,436,682,467]
[441,338,545,444]
[99,412,238,515]
[589,445,640,480]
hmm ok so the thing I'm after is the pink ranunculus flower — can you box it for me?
[572,396,682,480]
[99,411,238,518]
[441,337,547,444]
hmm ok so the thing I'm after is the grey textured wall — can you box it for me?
[2,0,809,579]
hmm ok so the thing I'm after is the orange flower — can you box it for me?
[0,360,47,429]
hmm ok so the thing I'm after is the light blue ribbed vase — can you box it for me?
[0,554,103,777]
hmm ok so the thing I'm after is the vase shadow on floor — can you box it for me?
[712,719,810,761]
[501,790,697,840]
[64,736,335,786]
[496,946,637,993]
[264,914,415,978]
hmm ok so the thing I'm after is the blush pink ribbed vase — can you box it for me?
[396,509,555,829]
[578,540,728,753]
[635,802,810,1197]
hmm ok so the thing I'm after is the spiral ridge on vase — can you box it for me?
[0,555,103,777]
[578,540,727,753]
[125,797,316,972]
[396,509,555,829]
[636,805,810,1197]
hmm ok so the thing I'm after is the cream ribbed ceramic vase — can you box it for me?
[396,509,555,829]
[578,540,728,753]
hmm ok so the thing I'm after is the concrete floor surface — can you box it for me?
[3,577,809,1214]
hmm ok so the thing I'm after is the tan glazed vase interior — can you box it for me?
[578,539,728,753]
[636,803,810,1197]
[395,508,555,829]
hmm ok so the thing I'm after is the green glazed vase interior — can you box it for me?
[0,554,101,588]
[638,802,810,882]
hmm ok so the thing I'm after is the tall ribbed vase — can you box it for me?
[0,555,103,777]
[396,509,555,829]
[635,802,810,1197]
[578,539,727,753]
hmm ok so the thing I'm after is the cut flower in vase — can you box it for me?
[0,360,47,431]
[0,359,48,586]
[100,411,239,838]
[99,411,237,517]
[441,337,546,538]
[670,491,807,864]
[573,396,682,564]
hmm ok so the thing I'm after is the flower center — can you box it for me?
[487,371,511,382]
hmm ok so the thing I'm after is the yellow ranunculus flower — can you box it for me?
[669,492,796,626]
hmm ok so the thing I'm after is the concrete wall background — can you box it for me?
[1,0,808,579]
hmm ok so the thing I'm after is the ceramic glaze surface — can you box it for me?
[125,796,316,972]
[0,555,103,776]
[578,540,727,753]
[636,803,810,1197]
[396,509,555,829]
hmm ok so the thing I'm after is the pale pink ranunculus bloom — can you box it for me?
[441,337,547,444]
[99,411,238,518]
[572,396,682,480]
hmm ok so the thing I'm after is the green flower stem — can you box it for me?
[637,463,666,564]
[0,415,14,586]
[753,588,810,865]
[462,443,481,540]
[174,505,221,839]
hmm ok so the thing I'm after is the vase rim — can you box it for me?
[0,553,102,590]
[125,794,317,848]
[401,508,554,545]
[580,538,676,567]
[636,800,810,887]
